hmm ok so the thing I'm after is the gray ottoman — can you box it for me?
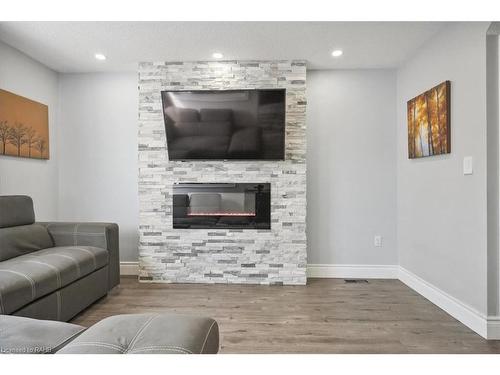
[0,313,219,354]
[0,315,85,354]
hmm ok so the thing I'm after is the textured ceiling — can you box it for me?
[0,21,447,73]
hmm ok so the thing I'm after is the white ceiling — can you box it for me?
[0,22,447,73]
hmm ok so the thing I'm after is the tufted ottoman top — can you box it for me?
[56,313,219,354]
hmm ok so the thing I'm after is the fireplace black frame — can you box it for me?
[172,183,271,229]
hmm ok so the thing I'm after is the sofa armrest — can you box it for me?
[37,222,120,290]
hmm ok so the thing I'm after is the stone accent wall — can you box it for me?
[138,60,307,285]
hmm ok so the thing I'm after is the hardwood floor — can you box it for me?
[71,276,500,353]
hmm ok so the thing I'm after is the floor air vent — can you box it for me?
[344,279,369,284]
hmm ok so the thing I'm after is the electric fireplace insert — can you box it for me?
[173,183,271,229]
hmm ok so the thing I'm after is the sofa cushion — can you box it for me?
[0,315,85,354]
[0,246,108,314]
[164,106,199,123]
[200,108,232,122]
[57,313,219,354]
[39,222,120,291]
[172,121,200,137]
[198,121,232,137]
[228,127,262,158]
[189,194,221,214]
[168,136,230,159]
[0,195,35,228]
[174,121,232,137]
[0,224,54,262]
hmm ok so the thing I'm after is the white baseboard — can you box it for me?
[487,316,500,339]
[398,266,490,338]
[120,261,139,276]
[119,261,500,339]
[307,264,399,279]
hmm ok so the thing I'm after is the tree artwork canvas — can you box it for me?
[407,81,450,159]
[0,89,49,160]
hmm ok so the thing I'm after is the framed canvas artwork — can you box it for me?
[407,80,450,159]
[0,89,50,160]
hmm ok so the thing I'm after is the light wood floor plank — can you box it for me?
[71,277,500,353]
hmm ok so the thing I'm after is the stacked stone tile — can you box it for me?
[138,60,307,285]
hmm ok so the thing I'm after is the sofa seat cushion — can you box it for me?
[57,313,219,354]
[173,121,232,137]
[0,246,108,314]
[199,108,232,122]
[168,136,230,159]
[0,315,86,354]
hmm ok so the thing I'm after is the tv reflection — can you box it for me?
[161,89,285,160]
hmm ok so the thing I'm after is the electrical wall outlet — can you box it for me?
[374,235,383,247]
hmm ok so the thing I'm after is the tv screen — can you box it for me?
[161,89,285,160]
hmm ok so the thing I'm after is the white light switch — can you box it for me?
[463,156,473,175]
[374,236,383,247]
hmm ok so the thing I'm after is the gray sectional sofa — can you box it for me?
[0,195,120,321]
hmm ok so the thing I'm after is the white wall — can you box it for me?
[397,22,490,315]
[58,73,139,262]
[0,41,59,220]
[307,70,397,266]
[486,32,499,317]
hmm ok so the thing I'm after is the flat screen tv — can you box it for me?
[161,89,286,160]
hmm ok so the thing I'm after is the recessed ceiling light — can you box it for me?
[331,49,343,57]
[95,53,106,61]
[212,52,224,59]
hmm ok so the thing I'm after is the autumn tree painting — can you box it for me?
[407,81,450,159]
[0,89,49,159]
